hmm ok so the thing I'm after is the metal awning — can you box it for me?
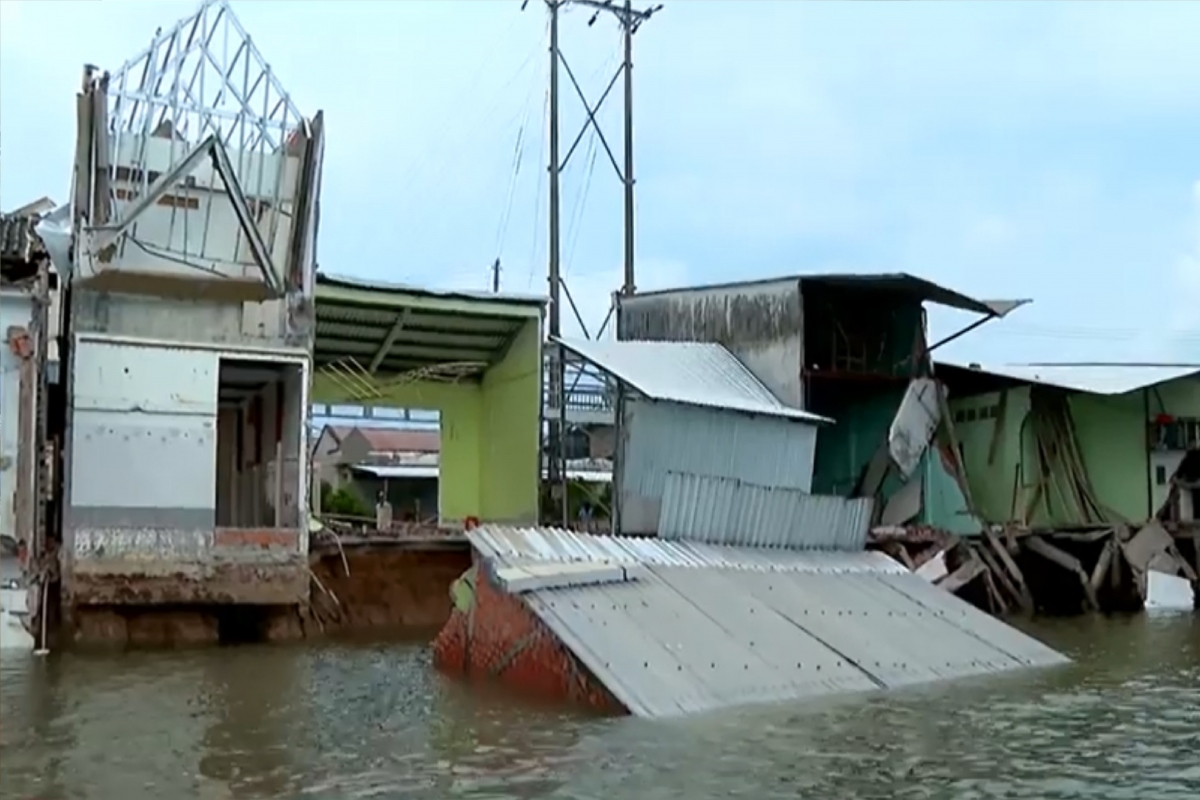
[315,273,545,378]
[556,337,832,423]
[624,272,1029,318]
[796,273,1029,317]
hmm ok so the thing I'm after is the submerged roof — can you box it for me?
[623,272,1028,318]
[470,526,1068,718]
[938,360,1200,396]
[556,337,831,423]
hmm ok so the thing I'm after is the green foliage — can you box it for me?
[321,482,372,517]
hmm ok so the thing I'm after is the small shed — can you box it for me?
[557,338,832,537]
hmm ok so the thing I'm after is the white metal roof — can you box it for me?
[468,526,904,573]
[353,459,611,483]
[467,525,1068,718]
[938,361,1200,396]
[556,338,831,423]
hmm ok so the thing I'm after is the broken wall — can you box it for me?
[615,280,804,407]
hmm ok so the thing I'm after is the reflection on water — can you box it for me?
[2,615,1198,799]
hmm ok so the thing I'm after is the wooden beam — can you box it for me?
[1025,534,1099,611]
[368,308,411,374]
[985,529,1034,611]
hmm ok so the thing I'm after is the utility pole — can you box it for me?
[621,0,636,296]
[491,257,502,293]
[532,0,661,526]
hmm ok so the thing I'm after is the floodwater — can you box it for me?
[2,615,1198,800]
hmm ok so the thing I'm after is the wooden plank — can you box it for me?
[1025,535,1099,610]
[982,568,1008,615]
[985,529,1035,611]
[937,556,986,594]
[1089,537,1115,595]
[977,540,1025,612]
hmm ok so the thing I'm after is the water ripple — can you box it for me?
[1,615,1197,799]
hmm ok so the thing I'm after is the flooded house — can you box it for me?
[432,313,1067,717]
[34,0,326,646]
[614,273,1028,535]
[934,361,1200,613]
[2,201,60,651]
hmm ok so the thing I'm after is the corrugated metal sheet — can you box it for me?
[519,563,1068,718]
[658,471,873,550]
[468,525,1068,718]
[619,398,818,535]
[556,337,829,422]
[468,526,908,574]
[937,359,1200,396]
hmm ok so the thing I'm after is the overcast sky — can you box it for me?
[2,0,1198,365]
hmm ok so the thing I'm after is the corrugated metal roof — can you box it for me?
[469,526,906,574]
[317,272,546,306]
[937,360,1200,396]
[556,338,831,423]
[658,472,872,550]
[503,555,1068,717]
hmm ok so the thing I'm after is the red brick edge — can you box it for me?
[431,559,625,715]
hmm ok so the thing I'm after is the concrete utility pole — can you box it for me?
[534,0,661,525]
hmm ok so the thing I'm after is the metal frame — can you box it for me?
[533,0,661,525]
[82,0,304,289]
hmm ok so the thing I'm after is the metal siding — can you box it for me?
[658,471,873,550]
[520,563,1067,719]
[556,337,827,423]
[469,525,1067,718]
[470,526,910,573]
[619,399,818,535]
[69,339,219,523]
[0,293,33,540]
[876,572,1068,668]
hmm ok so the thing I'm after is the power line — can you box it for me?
[528,0,661,525]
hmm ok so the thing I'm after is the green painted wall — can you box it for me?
[311,321,542,525]
[312,375,483,523]
[951,376,1200,527]
[480,319,541,524]
[950,386,1031,524]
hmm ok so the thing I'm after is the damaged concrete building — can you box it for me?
[431,304,1068,717]
[32,0,327,644]
[614,274,1026,534]
[933,361,1200,613]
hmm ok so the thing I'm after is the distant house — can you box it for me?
[936,362,1200,529]
[309,424,441,494]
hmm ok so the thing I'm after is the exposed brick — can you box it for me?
[432,560,624,715]
[213,528,299,549]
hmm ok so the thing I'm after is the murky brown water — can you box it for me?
[2,614,1198,799]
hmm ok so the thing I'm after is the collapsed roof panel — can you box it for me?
[71,0,323,303]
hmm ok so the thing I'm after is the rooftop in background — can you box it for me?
[314,272,545,382]
[557,337,831,423]
[624,271,1029,318]
[319,424,441,453]
[937,360,1200,396]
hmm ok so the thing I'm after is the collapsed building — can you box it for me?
[432,299,1068,718]
[933,362,1200,613]
[25,0,326,645]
